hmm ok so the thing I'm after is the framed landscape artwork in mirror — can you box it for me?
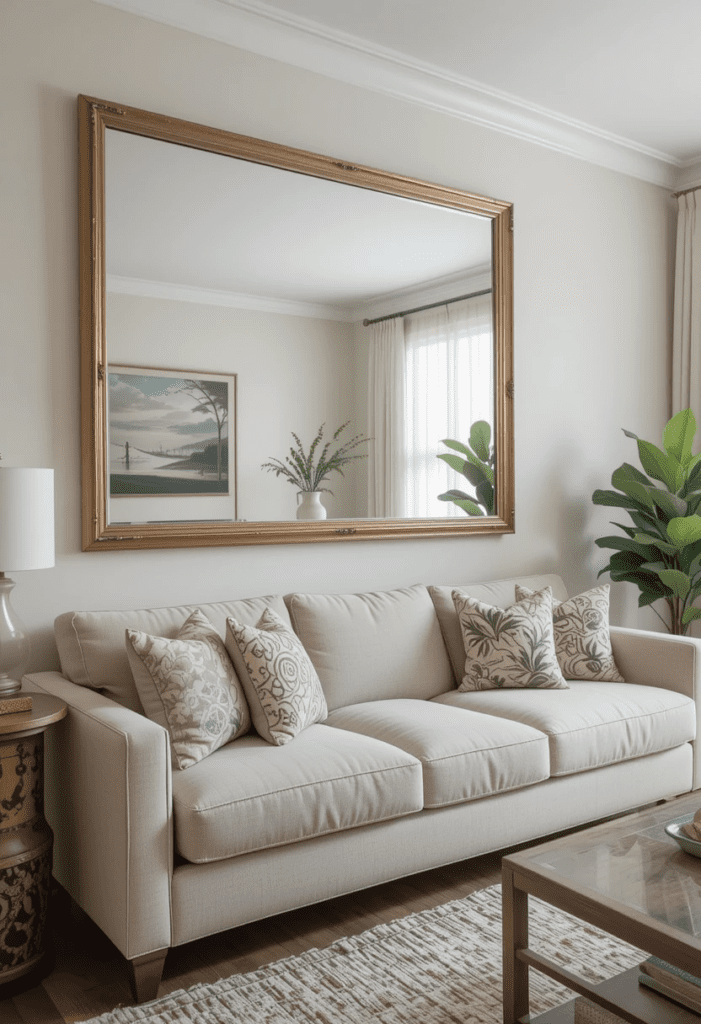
[78,95,513,551]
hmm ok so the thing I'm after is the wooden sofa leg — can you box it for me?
[128,948,168,1003]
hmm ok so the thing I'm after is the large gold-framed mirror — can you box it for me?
[79,95,513,551]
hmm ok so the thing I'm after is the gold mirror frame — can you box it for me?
[78,95,514,551]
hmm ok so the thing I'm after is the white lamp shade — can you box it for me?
[0,468,55,571]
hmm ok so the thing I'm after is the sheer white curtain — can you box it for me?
[673,191,701,418]
[403,294,493,517]
[368,317,406,517]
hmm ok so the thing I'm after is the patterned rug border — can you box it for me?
[81,884,645,1023]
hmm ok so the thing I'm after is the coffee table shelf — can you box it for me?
[530,967,699,1023]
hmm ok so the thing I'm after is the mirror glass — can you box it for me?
[79,97,513,549]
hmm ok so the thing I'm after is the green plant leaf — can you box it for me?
[594,536,656,557]
[639,560,667,573]
[469,420,491,462]
[623,428,639,439]
[460,461,491,489]
[437,452,469,476]
[475,479,494,513]
[449,497,484,516]
[682,607,701,625]
[609,521,637,538]
[438,489,472,501]
[440,439,473,458]
[638,589,664,608]
[637,441,684,493]
[632,533,677,553]
[592,489,647,511]
[664,408,697,466]
[679,538,701,574]
[654,569,691,599]
[667,515,701,548]
[644,488,688,521]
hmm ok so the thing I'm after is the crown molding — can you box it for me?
[106,275,354,321]
[94,0,683,189]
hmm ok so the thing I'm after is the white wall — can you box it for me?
[1,0,675,671]
[107,291,364,520]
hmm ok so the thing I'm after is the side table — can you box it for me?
[0,694,67,987]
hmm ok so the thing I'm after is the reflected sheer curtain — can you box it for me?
[404,295,493,517]
[673,190,701,419]
[368,317,406,517]
[368,293,493,519]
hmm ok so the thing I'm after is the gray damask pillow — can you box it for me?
[515,583,624,682]
[453,586,568,691]
[225,608,328,745]
[125,609,251,770]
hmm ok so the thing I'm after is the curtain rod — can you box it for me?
[672,184,701,198]
[362,287,492,326]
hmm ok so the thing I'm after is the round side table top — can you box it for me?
[0,693,67,735]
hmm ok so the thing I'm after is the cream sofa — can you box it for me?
[23,573,701,1002]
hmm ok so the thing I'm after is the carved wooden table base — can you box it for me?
[0,694,66,987]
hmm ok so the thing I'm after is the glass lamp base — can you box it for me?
[0,574,30,698]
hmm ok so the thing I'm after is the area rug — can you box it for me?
[83,885,644,1023]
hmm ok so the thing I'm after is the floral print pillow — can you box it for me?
[225,608,328,745]
[453,587,568,691]
[126,609,251,770]
[515,583,624,682]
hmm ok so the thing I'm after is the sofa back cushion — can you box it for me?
[54,595,291,713]
[286,584,453,712]
[429,574,569,683]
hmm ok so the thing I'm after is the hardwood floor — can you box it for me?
[0,851,504,1023]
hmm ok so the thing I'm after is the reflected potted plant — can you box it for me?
[262,421,370,520]
[437,420,495,516]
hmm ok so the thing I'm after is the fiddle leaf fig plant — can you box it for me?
[437,419,495,516]
[593,408,701,635]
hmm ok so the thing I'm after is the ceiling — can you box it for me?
[95,0,701,189]
[105,128,492,318]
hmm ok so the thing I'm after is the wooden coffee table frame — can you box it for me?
[503,798,701,1024]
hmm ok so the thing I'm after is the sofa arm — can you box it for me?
[23,671,173,960]
[610,627,701,789]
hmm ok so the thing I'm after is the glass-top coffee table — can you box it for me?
[503,792,701,1023]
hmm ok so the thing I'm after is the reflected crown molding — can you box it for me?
[106,275,354,321]
[93,0,684,188]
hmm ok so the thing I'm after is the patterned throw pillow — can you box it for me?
[452,587,568,691]
[225,608,328,745]
[515,583,624,682]
[125,609,251,770]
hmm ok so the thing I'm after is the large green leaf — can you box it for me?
[438,489,472,501]
[592,489,648,511]
[475,479,494,513]
[683,607,701,625]
[439,445,494,484]
[637,441,684,493]
[644,487,688,521]
[440,439,472,458]
[680,538,701,574]
[609,521,637,538]
[618,462,653,486]
[460,461,491,489]
[655,569,691,599]
[632,532,677,554]
[437,453,468,476]
[667,515,701,548]
[468,420,491,462]
[448,497,484,516]
[639,560,667,573]
[595,536,657,557]
[664,408,697,466]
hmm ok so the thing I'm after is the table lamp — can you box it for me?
[0,467,54,707]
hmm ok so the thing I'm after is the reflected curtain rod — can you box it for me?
[672,184,701,198]
[362,287,492,327]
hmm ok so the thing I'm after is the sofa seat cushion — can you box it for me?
[432,682,696,777]
[325,699,550,808]
[171,723,424,863]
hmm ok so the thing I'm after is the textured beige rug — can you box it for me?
[83,885,644,1023]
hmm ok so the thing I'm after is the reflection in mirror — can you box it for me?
[79,97,513,549]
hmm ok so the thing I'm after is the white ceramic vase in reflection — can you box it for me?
[296,491,327,520]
